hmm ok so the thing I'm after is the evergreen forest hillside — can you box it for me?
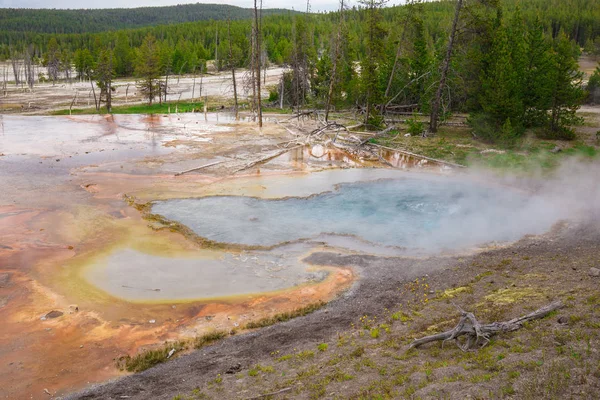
[0,3,297,34]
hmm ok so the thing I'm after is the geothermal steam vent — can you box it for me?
[151,173,558,251]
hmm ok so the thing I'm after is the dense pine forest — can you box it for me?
[0,4,297,34]
[2,0,599,144]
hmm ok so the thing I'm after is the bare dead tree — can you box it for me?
[23,45,35,90]
[199,62,205,99]
[384,0,418,101]
[325,0,345,122]
[253,0,263,128]
[250,28,257,120]
[429,0,463,134]
[10,47,22,86]
[90,79,99,112]
[215,23,219,71]
[227,18,239,120]
[3,65,8,96]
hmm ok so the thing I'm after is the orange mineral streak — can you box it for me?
[0,177,354,400]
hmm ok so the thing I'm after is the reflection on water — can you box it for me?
[0,114,233,157]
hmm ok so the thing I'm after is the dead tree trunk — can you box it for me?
[325,0,345,122]
[409,301,562,351]
[215,24,219,71]
[227,18,239,120]
[429,0,462,134]
[90,80,99,112]
[384,1,414,100]
[253,0,263,128]
[250,31,257,121]
[10,55,21,86]
[24,45,35,90]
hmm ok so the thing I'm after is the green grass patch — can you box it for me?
[245,301,326,329]
[193,330,228,349]
[117,340,187,373]
[52,101,204,115]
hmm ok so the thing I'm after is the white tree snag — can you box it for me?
[429,0,463,134]
[174,160,228,176]
[409,301,563,351]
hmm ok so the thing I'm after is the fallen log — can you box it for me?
[357,125,397,146]
[370,144,466,169]
[309,122,347,137]
[285,110,316,121]
[174,160,227,176]
[233,145,303,173]
[409,301,563,351]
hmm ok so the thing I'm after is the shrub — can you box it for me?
[268,86,279,103]
[469,113,523,148]
[535,126,577,141]
[406,114,425,136]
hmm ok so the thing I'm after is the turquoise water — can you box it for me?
[152,177,557,251]
[152,178,554,250]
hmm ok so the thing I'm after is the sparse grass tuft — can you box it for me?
[245,301,326,329]
[317,343,328,352]
[194,330,228,349]
[117,340,187,373]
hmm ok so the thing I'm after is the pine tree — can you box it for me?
[408,17,431,111]
[586,64,600,104]
[479,20,522,128]
[74,48,94,81]
[522,18,554,127]
[506,7,526,119]
[96,49,115,113]
[135,34,161,105]
[547,33,585,138]
[114,32,134,77]
[45,37,60,83]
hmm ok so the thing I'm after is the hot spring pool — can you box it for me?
[152,173,559,252]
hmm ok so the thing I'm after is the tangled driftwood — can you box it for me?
[409,301,563,351]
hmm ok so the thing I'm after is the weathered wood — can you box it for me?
[370,144,466,169]
[430,0,463,133]
[174,160,227,176]
[409,301,563,350]
[234,145,303,173]
[357,125,396,146]
[310,122,346,137]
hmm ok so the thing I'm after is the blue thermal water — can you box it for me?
[151,177,557,251]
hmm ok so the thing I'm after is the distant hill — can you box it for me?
[0,3,298,34]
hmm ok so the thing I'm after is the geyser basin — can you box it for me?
[83,245,325,302]
[152,173,560,252]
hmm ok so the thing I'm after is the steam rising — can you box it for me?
[152,161,600,254]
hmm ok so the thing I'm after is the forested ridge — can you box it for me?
[0,4,297,35]
[3,0,599,145]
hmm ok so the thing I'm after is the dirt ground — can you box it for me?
[67,219,600,400]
